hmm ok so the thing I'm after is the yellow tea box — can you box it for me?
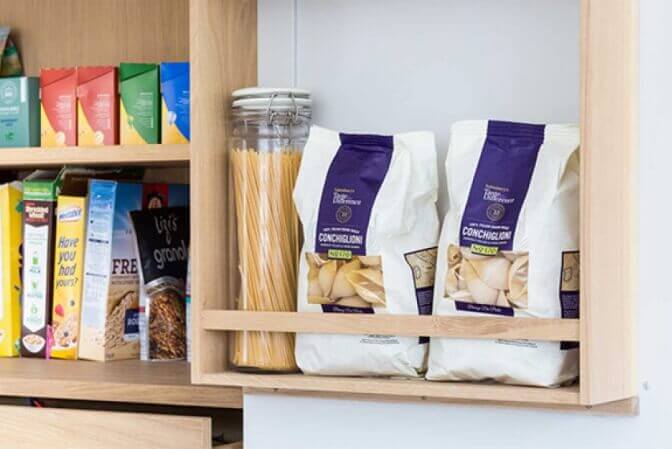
[0,182,23,357]
[50,195,86,360]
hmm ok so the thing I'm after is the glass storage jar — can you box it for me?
[229,87,311,372]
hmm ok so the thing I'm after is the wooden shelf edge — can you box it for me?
[0,359,242,409]
[0,144,190,167]
[244,387,639,416]
[201,311,580,342]
[199,372,581,406]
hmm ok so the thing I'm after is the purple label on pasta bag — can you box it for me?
[315,133,393,257]
[459,121,545,252]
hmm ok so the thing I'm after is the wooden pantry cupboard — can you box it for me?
[0,0,638,447]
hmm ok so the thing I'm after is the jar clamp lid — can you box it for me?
[232,87,312,123]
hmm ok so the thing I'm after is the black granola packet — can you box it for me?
[130,206,190,361]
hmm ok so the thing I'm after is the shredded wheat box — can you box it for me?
[0,182,23,357]
[21,170,62,358]
[79,181,188,361]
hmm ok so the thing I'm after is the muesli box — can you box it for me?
[21,170,62,358]
[0,182,23,357]
[79,181,189,361]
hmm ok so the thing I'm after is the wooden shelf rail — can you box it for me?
[201,311,580,341]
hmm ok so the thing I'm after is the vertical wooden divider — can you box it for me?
[580,0,639,405]
[190,0,257,383]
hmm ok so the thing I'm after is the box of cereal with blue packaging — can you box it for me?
[79,181,188,361]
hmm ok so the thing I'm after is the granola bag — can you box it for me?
[427,120,580,387]
[294,126,439,377]
[130,206,189,361]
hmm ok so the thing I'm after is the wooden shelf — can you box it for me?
[201,311,580,341]
[201,372,637,415]
[0,358,241,409]
[0,144,190,168]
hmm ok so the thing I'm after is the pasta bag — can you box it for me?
[427,120,580,387]
[293,126,439,377]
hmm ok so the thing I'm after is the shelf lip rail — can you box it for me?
[201,310,580,341]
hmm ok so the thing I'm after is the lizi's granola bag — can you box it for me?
[130,206,189,361]
[427,120,580,387]
[79,181,189,361]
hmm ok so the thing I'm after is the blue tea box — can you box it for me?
[0,76,39,147]
[160,62,190,143]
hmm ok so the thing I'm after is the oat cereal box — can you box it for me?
[40,68,77,147]
[50,195,86,360]
[21,170,62,358]
[79,181,189,361]
[0,182,23,357]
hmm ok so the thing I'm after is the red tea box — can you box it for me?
[77,66,118,146]
[41,68,77,147]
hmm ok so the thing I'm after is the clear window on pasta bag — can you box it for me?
[130,206,189,361]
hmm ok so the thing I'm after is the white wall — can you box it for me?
[246,1,669,448]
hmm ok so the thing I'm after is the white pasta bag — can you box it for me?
[293,126,439,377]
[427,120,580,387]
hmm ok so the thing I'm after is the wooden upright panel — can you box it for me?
[1,0,189,75]
[190,0,257,382]
[580,0,639,405]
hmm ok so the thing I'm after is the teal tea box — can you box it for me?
[0,76,39,147]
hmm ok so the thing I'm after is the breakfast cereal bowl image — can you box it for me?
[22,333,45,353]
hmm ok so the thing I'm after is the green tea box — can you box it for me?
[0,77,39,148]
[120,63,160,145]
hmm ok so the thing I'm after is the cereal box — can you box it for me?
[120,63,160,145]
[77,66,118,146]
[21,170,62,358]
[40,68,77,147]
[79,181,189,361]
[0,182,23,357]
[50,195,86,360]
[0,76,40,148]
[160,62,189,144]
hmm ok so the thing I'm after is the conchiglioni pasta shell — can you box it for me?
[308,295,333,305]
[461,259,499,305]
[330,259,361,299]
[308,271,322,297]
[471,256,511,291]
[450,289,474,302]
[346,268,386,305]
[448,244,462,267]
[508,255,529,308]
[357,256,381,267]
[319,260,338,297]
[307,253,327,268]
[496,290,510,307]
[445,263,461,296]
